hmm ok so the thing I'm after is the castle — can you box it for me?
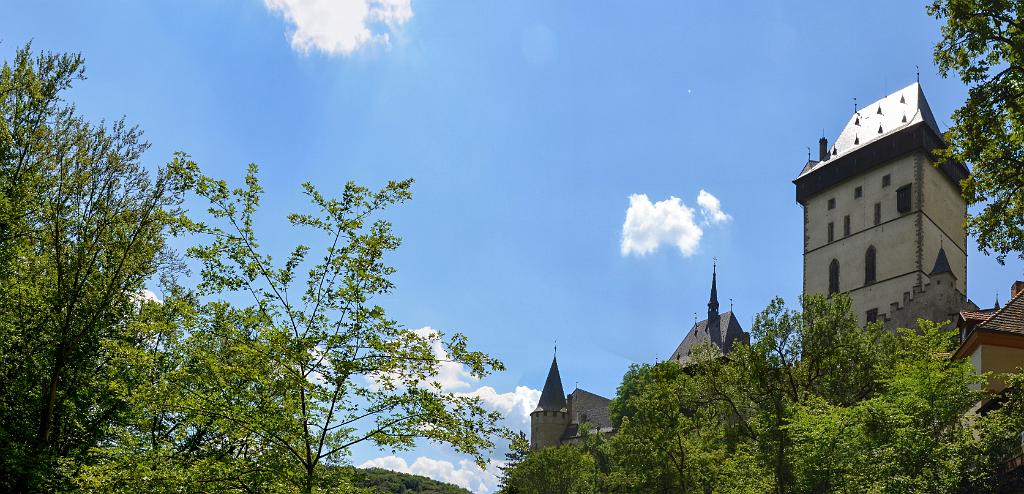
[529,82,1020,450]
[530,266,745,450]
[795,82,973,329]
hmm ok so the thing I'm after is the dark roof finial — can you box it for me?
[916,64,920,83]
[995,294,1001,310]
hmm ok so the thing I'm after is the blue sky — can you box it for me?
[5,1,1024,491]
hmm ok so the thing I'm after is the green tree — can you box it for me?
[0,44,186,492]
[496,431,529,494]
[605,361,736,494]
[79,161,508,493]
[786,321,987,493]
[693,294,886,494]
[928,0,1024,263]
[505,445,597,494]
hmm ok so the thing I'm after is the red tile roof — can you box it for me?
[977,290,1024,335]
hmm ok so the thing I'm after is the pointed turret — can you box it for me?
[931,247,953,277]
[530,353,571,450]
[707,262,720,324]
[535,355,566,412]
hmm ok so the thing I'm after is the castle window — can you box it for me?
[829,259,840,296]
[867,308,878,323]
[854,186,862,199]
[874,203,881,225]
[827,222,834,242]
[896,184,912,213]
[865,246,876,284]
[883,174,891,187]
[843,215,850,237]
[827,198,835,210]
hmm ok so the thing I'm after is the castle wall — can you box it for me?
[880,272,966,330]
[530,410,569,450]
[801,149,968,327]
[920,161,968,293]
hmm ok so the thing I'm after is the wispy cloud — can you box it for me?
[359,455,502,494]
[263,0,412,56]
[620,191,730,257]
[697,189,731,225]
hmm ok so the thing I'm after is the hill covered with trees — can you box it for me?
[354,468,472,494]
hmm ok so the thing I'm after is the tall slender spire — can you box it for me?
[534,354,567,413]
[708,260,720,322]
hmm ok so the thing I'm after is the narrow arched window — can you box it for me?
[865,246,876,284]
[829,259,840,296]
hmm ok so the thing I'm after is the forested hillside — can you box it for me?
[355,468,471,494]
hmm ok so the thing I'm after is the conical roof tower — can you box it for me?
[534,355,566,412]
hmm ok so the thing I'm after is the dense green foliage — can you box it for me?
[0,44,187,492]
[928,0,1024,263]
[502,295,1024,494]
[0,45,507,494]
[354,468,471,494]
[502,445,599,494]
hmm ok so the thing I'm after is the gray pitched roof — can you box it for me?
[798,82,941,179]
[931,247,953,276]
[534,356,566,412]
[669,311,749,364]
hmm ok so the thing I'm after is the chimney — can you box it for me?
[1011,280,1024,299]
[818,137,829,161]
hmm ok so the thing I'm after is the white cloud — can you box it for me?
[620,194,703,257]
[364,327,477,392]
[364,327,541,431]
[140,289,162,304]
[359,455,502,494]
[412,327,477,391]
[263,0,413,56]
[459,385,541,432]
[620,191,731,257]
[696,190,731,225]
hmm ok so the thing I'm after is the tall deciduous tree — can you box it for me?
[929,0,1024,263]
[80,161,507,493]
[0,44,186,491]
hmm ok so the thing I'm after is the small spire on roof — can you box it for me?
[931,246,953,276]
[853,97,858,113]
[878,124,883,134]
[916,65,920,83]
[995,294,1001,310]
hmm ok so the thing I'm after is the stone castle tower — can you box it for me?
[794,82,973,328]
[529,353,615,450]
[529,355,569,450]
